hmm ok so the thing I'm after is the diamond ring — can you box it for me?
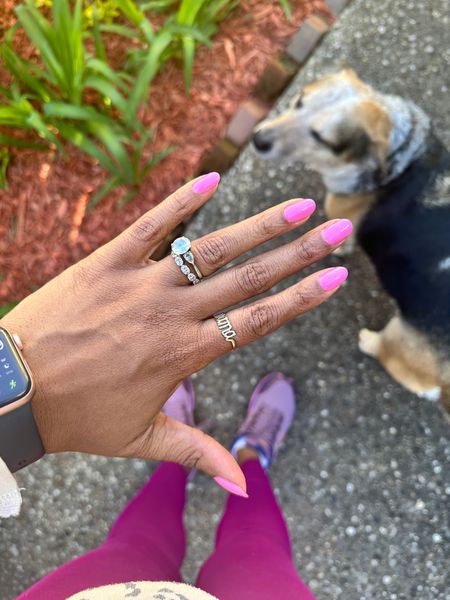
[171,236,203,284]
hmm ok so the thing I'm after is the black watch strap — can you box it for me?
[0,402,45,472]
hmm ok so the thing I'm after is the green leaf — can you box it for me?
[84,75,129,114]
[128,28,172,119]
[278,0,292,19]
[90,6,108,63]
[181,35,195,92]
[115,0,147,26]
[56,121,118,173]
[0,148,11,189]
[139,0,177,11]
[177,0,207,25]
[15,3,66,92]
[0,132,48,150]
[86,58,130,93]
[87,120,134,183]
[0,43,52,102]
[43,101,115,126]
[0,302,19,318]
[88,175,121,211]
[98,23,140,39]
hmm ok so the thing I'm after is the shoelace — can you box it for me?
[241,405,284,450]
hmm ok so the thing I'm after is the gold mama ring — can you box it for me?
[214,313,237,350]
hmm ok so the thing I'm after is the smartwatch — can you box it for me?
[0,326,45,472]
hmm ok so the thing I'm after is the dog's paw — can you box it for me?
[359,328,380,356]
[417,387,441,402]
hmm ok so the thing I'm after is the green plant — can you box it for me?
[0,0,172,207]
[0,302,18,318]
[100,0,237,93]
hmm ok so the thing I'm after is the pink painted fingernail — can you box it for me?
[319,266,349,291]
[283,199,316,223]
[214,476,249,498]
[322,219,353,245]
[192,172,221,194]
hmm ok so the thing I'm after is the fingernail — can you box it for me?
[322,219,353,245]
[214,476,249,498]
[283,199,316,223]
[192,172,221,194]
[319,266,349,291]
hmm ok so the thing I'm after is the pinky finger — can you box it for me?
[202,266,348,356]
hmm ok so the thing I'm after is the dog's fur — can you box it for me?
[252,69,450,411]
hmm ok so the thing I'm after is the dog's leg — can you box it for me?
[359,316,442,399]
[325,192,377,256]
[359,328,382,356]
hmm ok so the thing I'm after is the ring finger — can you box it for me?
[160,197,317,284]
[200,266,349,358]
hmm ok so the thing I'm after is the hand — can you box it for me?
[1,173,352,495]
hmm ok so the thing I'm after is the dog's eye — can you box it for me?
[310,129,327,145]
[294,96,303,109]
[310,129,344,153]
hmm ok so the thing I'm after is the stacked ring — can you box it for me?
[171,236,203,285]
[214,313,237,350]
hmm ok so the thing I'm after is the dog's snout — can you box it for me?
[252,129,274,154]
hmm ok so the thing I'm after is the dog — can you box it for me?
[252,69,450,412]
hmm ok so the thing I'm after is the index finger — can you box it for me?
[107,172,221,265]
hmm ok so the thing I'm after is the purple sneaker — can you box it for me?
[163,378,195,426]
[231,372,296,469]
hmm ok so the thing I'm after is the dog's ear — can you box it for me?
[328,121,371,160]
[354,99,391,167]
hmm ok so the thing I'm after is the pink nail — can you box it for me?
[214,476,249,498]
[319,267,349,291]
[192,172,221,194]
[322,219,353,245]
[283,199,316,223]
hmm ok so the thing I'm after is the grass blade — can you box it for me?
[0,148,11,189]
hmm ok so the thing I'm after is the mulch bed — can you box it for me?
[0,0,332,302]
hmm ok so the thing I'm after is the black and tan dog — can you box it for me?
[252,69,450,412]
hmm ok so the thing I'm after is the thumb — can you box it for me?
[133,413,248,498]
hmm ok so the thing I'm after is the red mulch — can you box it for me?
[0,0,332,302]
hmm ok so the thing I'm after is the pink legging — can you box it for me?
[19,460,316,600]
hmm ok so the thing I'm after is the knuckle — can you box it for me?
[293,287,312,310]
[131,214,163,243]
[196,235,230,267]
[174,446,202,470]
[236,262,271,296]
[294,236,317,264]
[253,213,279,238]
[169,188,191,218]
[248,303,278,339]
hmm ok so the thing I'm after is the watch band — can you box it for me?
[0,402,45,472]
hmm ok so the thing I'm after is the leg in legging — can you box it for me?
[18,463,188,600]
[196,459,316,600]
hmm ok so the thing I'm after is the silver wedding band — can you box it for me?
[214,313,237,350]
[171,236,203,285]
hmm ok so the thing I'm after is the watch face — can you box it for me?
[0,329,32,408]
